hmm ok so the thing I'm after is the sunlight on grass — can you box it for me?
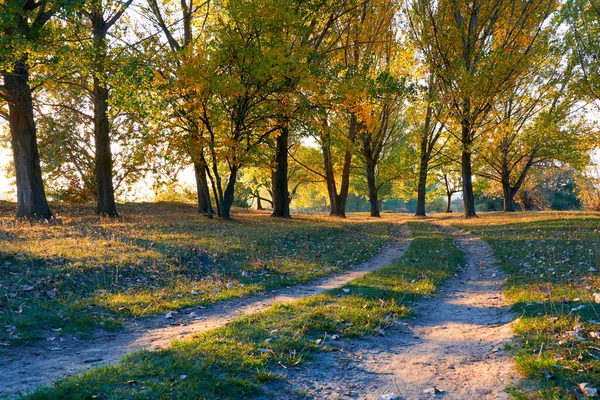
[0,202,394,345]
[451,212,600,398]
[25,221,462,399]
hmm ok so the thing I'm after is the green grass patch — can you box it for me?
[24,221,462,399]
[0,202,392,345]
[454,213,600,399]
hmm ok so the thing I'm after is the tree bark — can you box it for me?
[92,20,118,217]
[461,123,477,218]
[366,160,380,217]
[415,147,429,217]
[362,127,380,218]
[256,192,264,210]
[271,123,290,218]
[446,193,453,213]
[415,97,435,217]
[219,167,238,219]
[193,159,213,217]
[4,60,53,220]
[502,182,516,212]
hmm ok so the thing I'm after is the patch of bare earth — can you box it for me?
[0,224,411,399]
[266,225,518,400]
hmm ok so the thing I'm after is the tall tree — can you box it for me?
[84,0,133,217]
[143,0,215,217]
[413,76,447,217]
[407,0,557,217]
[0,0,60,219]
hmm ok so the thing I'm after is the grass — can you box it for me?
[451,211,600,399]
[0,202,393,345]
[24,221,462,399]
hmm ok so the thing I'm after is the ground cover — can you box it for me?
[0,202,392,345]
[24,221,461,399]
[453,212,600,398]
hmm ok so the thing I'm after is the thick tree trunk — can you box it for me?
[501,166,516,212]
[193,159,213,217]
[92,25,118,217]
[256,192,264,210]
[461,123,477,218]
[271,123,290,218]
[4,61,52,220]
[219,167,238,219]
[503,184,516,212]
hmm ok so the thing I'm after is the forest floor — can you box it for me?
[269,225,518,399]
[0,223,411,398]
[1,205,599,399]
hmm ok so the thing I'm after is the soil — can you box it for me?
[265,225,519,400]
[0,224,412,399]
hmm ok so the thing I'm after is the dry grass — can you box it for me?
[441,211,600,399]
[0,202,394,344]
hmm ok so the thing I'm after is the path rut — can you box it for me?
[0,224,411,399]
[271,225,518,400]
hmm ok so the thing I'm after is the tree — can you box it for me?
[478,58,594,211]
[85,0,133,217]
[407,0,558,217]
[413,76,447,216]
[0,0,61,219]
[143,0,215,217]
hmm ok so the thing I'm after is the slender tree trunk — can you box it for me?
[322,136,338,214]
[461,123,476,218]
[4,61,52,220]
[446,193,453,213]
[366,161,380,217]
[92,23,118,217]
[415,152,429,217]
[193,159,213,217]
[415,102,434,217]
[271,123,290,218]
[220,167,238,219]
[362,127,380,218]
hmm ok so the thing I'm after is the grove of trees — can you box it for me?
[1,0,599,220]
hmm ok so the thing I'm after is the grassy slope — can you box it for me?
[453,212,600,399]
[26,222,462,400]
[0,202,392,344]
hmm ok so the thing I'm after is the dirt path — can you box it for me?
[0,224,411,399]
[271,225,518,400]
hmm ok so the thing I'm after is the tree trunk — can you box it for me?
[503,183,516,212]
[220,167,238,219]
[461,123,477,218]
[193,159,213,217]
[4,61,52,220]
[92,24,118,217]
[446,193,453,213]
[256,192,264,210]
[366,161,380,217]
[415,152,429,217]
[322,134,339,215]
[415,101,435,217]
[271,123,290,218]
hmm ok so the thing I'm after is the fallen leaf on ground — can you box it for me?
[579,383,598,397]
